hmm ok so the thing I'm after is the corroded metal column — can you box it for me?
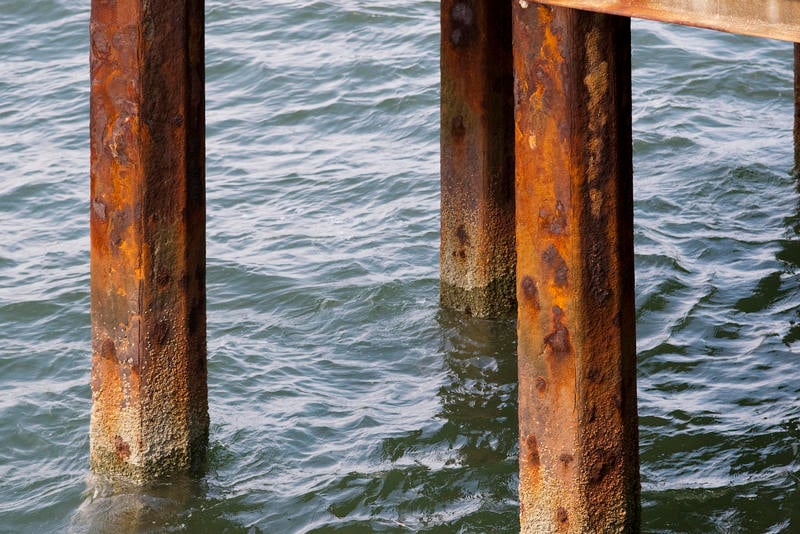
[513,4,639,532]
[795,43,800,169]
[89,0,207,481]
[440,0,516,317]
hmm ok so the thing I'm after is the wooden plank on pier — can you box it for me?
[533,0,800,42]
[513,4,640,531]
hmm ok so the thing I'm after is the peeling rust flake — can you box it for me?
[520,275,540,307]
[449,1,476,47]
[543,305,571,359]
[114,435,131,461]
[542,243,569,287]
[535,376,547,393]
[100,338,116,360]
[526,434,540,467]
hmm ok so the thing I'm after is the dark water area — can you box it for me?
[1,2,799,532]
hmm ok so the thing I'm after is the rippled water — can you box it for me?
[1,2,799,532]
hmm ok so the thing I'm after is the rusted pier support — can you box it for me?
[440,0,516,317]
[89,0,207,481]
[794,43,800,170]
[513,5,639,531]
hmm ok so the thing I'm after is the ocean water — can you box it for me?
[1,1,799,532]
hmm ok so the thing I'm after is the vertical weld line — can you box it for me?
[563,9,581,419]
[794,43,800,172]
[182,0,191,345]
[182,0,194,440]
[136,0,146,456]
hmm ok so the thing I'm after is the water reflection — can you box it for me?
[70,472,257,533]
[433,310,518,470]
[374,310,519,530]
[315,310,519,531]
[778,168,800,344]
[730,162,800,346]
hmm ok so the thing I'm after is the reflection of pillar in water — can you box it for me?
[70,474,193,533]
[783,53,800,343]
[437,313,518,469]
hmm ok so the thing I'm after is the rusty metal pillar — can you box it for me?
[794,43,800,170]
[440,0,516,317]
[512,4,639,532]
[89,0,207,481]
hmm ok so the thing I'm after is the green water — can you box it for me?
[1,2,799,532]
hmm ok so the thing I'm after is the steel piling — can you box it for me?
[512,5,640,531]
[89,0,207,481]
[440,0,516,317]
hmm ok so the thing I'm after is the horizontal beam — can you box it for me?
[532,0,800,42]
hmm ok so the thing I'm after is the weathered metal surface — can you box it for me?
[513,4,639,532]
[535,0,800,42]
[89,0,207,481]
[440,0,516,317]
[795,43,800,170]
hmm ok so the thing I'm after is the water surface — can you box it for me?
[1,2,799,532]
